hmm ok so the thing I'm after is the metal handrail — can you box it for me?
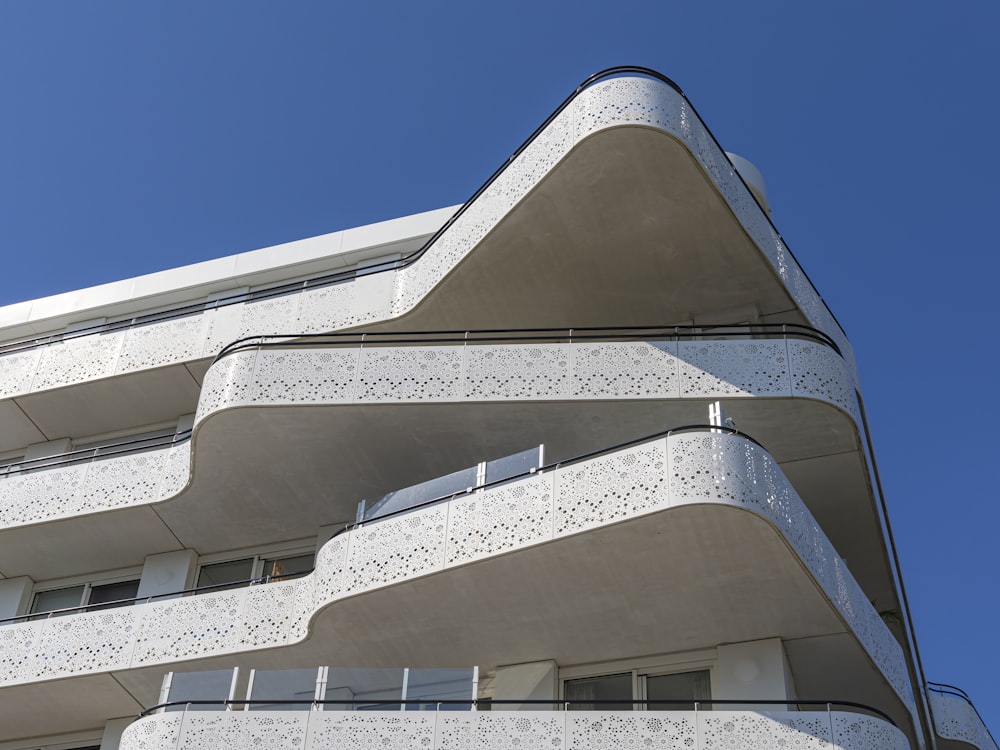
[927,681,973,703]
[214,322,842,362]
[0,66,845,359]
[137,697,898,726]
[0,424,755,624]
[0,429,191,476]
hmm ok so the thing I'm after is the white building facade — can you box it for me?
[0,67,991,750]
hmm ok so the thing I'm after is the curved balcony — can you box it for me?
[119,706,910,750]
[0,69,856,451]
[0,429,915,740]
[0,327,887,608]
[928,683,998,750]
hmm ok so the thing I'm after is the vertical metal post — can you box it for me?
[694,701,700,750]
[401,667,410,712]
[314,666,328,711]
[227,666,240,711]
[826,703,836,748]
[244,669,256,711]
[157,672,174,713]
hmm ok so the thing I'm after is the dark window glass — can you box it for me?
[646,670,712,710]
[87,580,140,611]
[261,553,314,581]
[565,673,633,710]
[197,558,254,591]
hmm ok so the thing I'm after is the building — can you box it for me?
[0,66,992,750]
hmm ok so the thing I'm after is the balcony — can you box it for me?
[119,705,909,750]
[0,327,886,610]
[0,429,916,741]
[928,683,998,750]
[0,71,856,452]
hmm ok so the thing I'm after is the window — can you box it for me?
[30,579,140,619]
[564,669,711,711]
[196,558,255,591]
[196,551,315,593]
[261,553,314,580]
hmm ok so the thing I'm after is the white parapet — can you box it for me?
[929,692,999,750]
[119,709,909,750]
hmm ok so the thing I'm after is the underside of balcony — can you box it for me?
[0,434,915,743]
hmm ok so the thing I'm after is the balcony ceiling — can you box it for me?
[382,125,804,332]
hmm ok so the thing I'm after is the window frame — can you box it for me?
[195,541,317,592]
[560,652,715,711]
[29,571,142,618]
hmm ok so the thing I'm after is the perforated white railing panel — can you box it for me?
[119,709,909,750]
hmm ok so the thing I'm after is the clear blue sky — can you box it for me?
[1,0,997,733]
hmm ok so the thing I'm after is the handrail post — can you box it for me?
[826,702,835,747]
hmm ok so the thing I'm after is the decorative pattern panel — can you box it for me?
[131,589,247,666]
[0,348,41,398]
[196,348,259,418]
[300,533,351,627]
[197,338,853,429]
[357,346,464,401]
[700,711,829,749]
[832,712,912,750]
[296,282,359,334]
[464,344,570,399]
[31,332,125,390]
[0,621,42,683]
[119,714,184,750]
[199,304,245,358]
[439,712,565,749]
[929,693,999,750]
[0,440,188,529]
[309,711,436,748]
[568,711,697,749]
[345,505,448,592]
[158,441,192,500]
[237,295,302,339]
[119,710,909,750]
[572,341,679,398]
[0,463,89,526]
[116,314,206,374]
[788,340,860,421]
[677,340,790,397]
[241,581,298,648]
[445,474,553,565]
[34,607,138,677]
[176,712,308,750]
[247,347,358,403]
[78,450,169,513]
[553,441,667,535]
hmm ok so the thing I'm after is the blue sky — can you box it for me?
[1,0,998,734]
